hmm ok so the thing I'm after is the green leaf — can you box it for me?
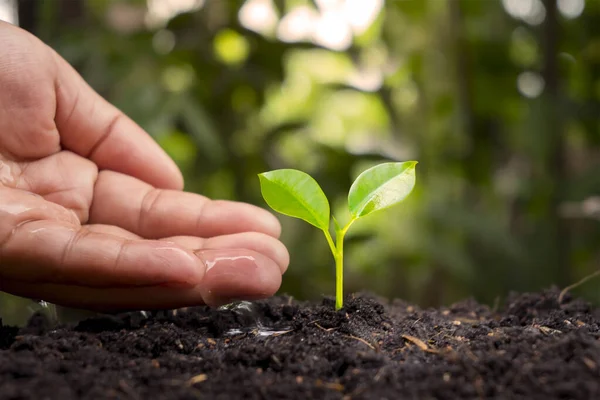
[348,161,417,218]
[258,169,330,230]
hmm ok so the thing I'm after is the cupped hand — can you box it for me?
[0,21,288,311]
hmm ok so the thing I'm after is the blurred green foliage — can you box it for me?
[2,0,600,324]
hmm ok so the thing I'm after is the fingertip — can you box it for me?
[194,249,282,307]
[264,211,282,238]
[203,201,283,238]
[244,206,281,238]
[270,237,289,273]
[160,232,289,273]
[155,156,185,191]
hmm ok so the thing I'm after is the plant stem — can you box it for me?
[323,218,357,310]
[335,230,345,310]
[323,229,336,257]
[333,218,356,310]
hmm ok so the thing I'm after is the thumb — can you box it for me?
[52,50,184,190]
[0,21,183,190]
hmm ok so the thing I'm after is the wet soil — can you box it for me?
[0,289,599,399]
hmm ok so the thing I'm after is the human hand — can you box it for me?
[0,21,289,311]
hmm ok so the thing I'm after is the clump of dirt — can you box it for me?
[0,289,599,399]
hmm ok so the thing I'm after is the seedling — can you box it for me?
[258,161,417,310]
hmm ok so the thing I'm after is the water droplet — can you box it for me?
[218,300,256,313]
[218,301,292,337]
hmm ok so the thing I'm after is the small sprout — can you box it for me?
[258,161,417,310]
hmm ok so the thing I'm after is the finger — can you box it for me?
[51,43,183,190]
[80,226,289,273]
[160,232,289,273]
[1,213,282,307]
[0,187,201,288]
[90,171,282,239]
[0,280,207,311]
[194,248,283,307]
[0,259,281,310]
[0,219,205,287]
[0,21,60,159]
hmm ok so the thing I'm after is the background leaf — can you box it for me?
[348,161,417,218]
[258,169,330,230]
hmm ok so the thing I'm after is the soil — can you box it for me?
[0,289,599,400]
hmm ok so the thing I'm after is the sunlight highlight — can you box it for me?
[502,0,546,26]
[277,6,318,42]
[558,0,585,19]
[313,11,353,51]
[146,0,204,28]
[274,0,382,51]
[517,71,545,98]
[238,0,278,36]
[348,68,383,92]
[344,0,383,35]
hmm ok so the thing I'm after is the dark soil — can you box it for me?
[1,289,599,399]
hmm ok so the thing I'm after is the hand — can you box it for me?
[0,21,289,311]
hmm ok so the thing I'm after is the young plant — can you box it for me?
[258,161,417,310]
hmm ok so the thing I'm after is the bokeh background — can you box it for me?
[1,0,599,324]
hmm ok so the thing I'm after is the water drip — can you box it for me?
[218,301,292,337]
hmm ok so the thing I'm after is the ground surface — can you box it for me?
[0,289,599,399]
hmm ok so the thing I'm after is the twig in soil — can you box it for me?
[410,318,422,328]
[315,380,344,391]
[270,329,293,337]
[187,374,208,385]
[308,320,339,332]
[231,333,247,340]
[401,334,439,354]
[558,269,600,304]
[373,367,386,382]
[535,325,562,335]
[343,335,376,351]
[315,323,339,332]
[582,357,597,371]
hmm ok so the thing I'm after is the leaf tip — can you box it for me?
[258,171,274,182]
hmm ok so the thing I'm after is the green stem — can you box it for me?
[335,231,344,310]
[332,218,356,310]
[323,229,336,257]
